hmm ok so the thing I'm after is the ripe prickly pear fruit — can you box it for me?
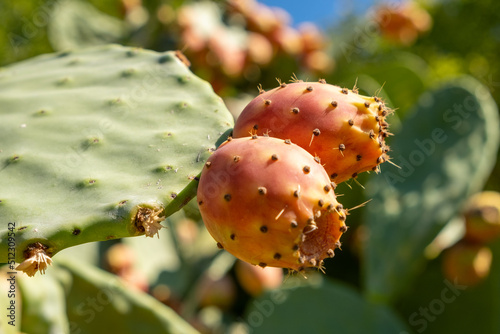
[235,260,283,296]
[233,80,392,184]
[197,136,347,271]
[463,191,500,244]
[442,241,492,286]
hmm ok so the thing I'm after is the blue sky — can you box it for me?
[260,0,380,29]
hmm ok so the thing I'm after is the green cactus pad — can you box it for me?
[363,77,500,302]
[0,45,233,264]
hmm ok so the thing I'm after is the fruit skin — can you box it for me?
[197,136,347,271]
[463,191,500,243]
[442,241,492,286]
[233,81,391,183]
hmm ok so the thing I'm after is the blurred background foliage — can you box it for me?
[1,0,500,333]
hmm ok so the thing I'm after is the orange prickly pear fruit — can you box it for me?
[233,80,392,183]
[463,191,500,243]
[235,260,283,296]
[442,241,492,286]
[197,136,347,271]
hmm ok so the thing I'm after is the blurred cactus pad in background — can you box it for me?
[1,0,500,333]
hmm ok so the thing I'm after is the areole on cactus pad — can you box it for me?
[233,79,393,183]
[197,136,347,271]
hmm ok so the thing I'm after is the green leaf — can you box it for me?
[244,276,409,334]
[363,76,500,302]
[0,45,233,263]
[48,0,127,51]
[54,257,200,334]
[18,268,69,333]
[395,239,500,334]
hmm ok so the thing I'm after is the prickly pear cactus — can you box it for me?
[197,136,347,271]
[233,80,392,183]
[0,45,233,273]
[364,77,500,302]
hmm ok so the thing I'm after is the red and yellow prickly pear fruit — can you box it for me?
[235,260,283,296]
[197,136,347,271]
[463,191,500,244]
[197,274,237,310]
[442,241,492,286]
[233,80,392,183]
